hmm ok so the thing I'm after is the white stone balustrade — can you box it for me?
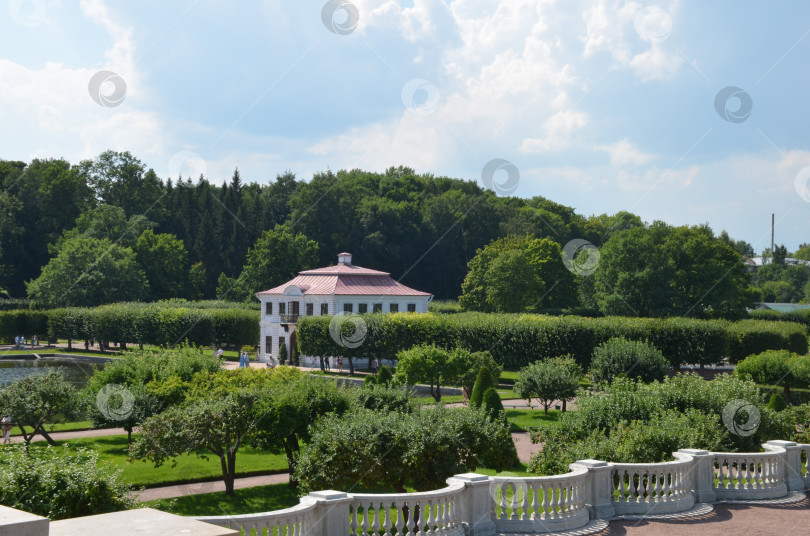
[489,468,589,533]
[711,446,787,500]
[609,453,694,515]
[9,441,810,536]
[348,482,465,536]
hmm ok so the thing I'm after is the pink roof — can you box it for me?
[256,266,432,297]
[299,264,389,276]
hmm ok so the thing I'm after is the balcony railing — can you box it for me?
[280,314,299,324]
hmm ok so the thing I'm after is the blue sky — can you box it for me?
[2,0,810,252]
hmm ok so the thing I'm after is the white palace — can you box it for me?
[255,253,432,361]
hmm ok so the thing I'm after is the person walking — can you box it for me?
[1,415,11,444]
[337,356,343,373]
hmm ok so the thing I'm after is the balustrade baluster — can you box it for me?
[381,502,393,536]
[499,482,508,520]
[424,500,434,536]
[350,507,359,536]
[551,482,560,518]
[360,503,370,536]
[633,471,642,503]
[617,470,626,503]
[519,483,529,520]
[510,482,519,520]
[528,483,538,520]
[405,502,416,535]
[395,503,406,536]
[370,502,381,536]
[540,482,549,517]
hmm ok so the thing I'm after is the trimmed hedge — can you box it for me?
[45,303,258,348]
[725,319,808,363]
[749,308,810,328]
[0,310,48,343]
[298,312,806,370]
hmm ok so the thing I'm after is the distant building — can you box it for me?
[255,253,432,361]
[754,302,810,313]
[743,256,810,273]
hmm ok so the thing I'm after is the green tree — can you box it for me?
[515,356,583,413]
[134,230,191,300]
[394,344,461,402]
[76,151,164,218]
[130,388,261,495]
[594,222,751,317]
[82,346,222,443]
[217,224,319,301]
[51,204,155,254]
[460,235,578,312]
[27,237,148,307]
[481,387,505,421]
[0,371,82,446]
[452,350,502,403]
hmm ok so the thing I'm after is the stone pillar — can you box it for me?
[765,440,804,491]
[678,449,716,503]
[0,505,48,536]
[570,459,615,519]
[446,473,495,536]
[305,490,352,536]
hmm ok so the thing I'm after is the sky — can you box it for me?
[2,0,810,253]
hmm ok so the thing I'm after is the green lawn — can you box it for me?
[0,348,115,358]
[505,409,563,432]
[145,482,300,516]
[37,435,290,488]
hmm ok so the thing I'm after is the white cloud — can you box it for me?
[597,139,654,166]
[520,110,588,153]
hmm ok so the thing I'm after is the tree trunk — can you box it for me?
[348,356,354,376]
[563,399,567,412]
[67,339,72,350]
[284,436,299,489]
[319,356,325,373]
[784,385,793,405]
[127,428,132,445]
[220,455,235,496]
[34,425,56,446]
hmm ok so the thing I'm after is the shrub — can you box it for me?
[278,341,287,365]
[736,350,810,405]
[469,368,495,408]
[0,445,135,519]
[0,310,49,344]
[295,407,517,493]
[590,337,669,384]
[768,393,788,412]
[481,387,505,421]
[363,375,377,388]
[377,365,394,385]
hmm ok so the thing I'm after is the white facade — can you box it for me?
[256,253,432,361]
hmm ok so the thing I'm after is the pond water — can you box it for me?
[0,358,103,388]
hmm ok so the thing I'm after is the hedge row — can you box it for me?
[0,310,49,344]
[298,312,808,370]
[749,308,810,328]
[0,303,259,348]
[47,303,259,348]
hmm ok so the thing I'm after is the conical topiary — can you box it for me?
[768,392,788,412]
[363,374,377,388]
[291,343,300,366]
[469,367,495,408]
[481,387,505,421]
[278,341,287,365]
[377,365,394,385]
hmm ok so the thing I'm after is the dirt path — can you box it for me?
[136,473,290,501]
[6,427,128,443]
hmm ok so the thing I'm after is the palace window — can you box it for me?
[390,303,399,313]
[321,303,329,315]
[407,303,416,313]
[358,303,368,314]
[373,303,382,313]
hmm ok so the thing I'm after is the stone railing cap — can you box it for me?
[574,459,609,468]
[308,490,349,500]
[678,448,711,455]
[766,440,798,447]
[450,473,490,482]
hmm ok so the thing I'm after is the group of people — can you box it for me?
[238,352,252,368]
[12,335,36,349]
